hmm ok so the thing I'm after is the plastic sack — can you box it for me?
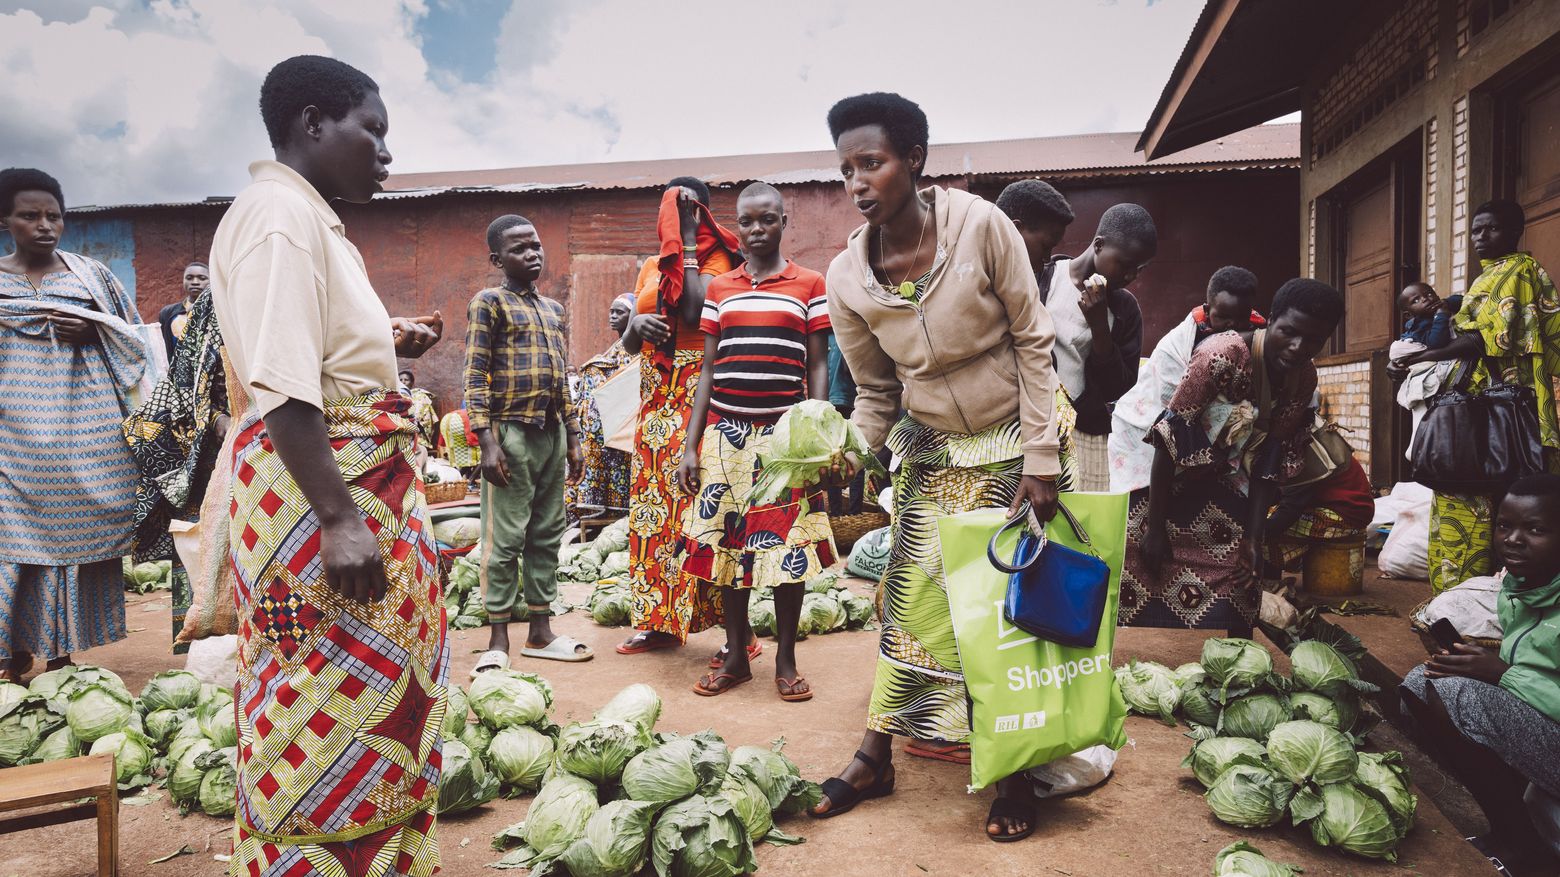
[943,494,1130,791]
[184,634,238,688]
[1412,575,1503,640]
[845,526,891,581]
[1028,744,1118,798]
[1378,483,1432,580]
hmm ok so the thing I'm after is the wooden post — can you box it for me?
[97,756,118,877]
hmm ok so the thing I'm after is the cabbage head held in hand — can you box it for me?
[751,400,886,506]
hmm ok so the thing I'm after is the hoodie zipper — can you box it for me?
[1504,591,1548,661]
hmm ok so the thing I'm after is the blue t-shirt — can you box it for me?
[826,332,856,409]
[1401,294,1462,348]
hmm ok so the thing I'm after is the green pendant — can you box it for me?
[897,281,917,300]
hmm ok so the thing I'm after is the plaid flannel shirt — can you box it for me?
[463,284,576,433]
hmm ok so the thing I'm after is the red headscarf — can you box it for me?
[654,187,740,310]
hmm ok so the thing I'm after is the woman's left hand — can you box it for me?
[391,311,443,358]
[48,310,96,345]
[1425,642,1509,684]
[1008,475,1058,524]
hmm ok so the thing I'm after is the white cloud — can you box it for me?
[0,0,1207,206]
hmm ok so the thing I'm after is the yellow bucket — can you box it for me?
[1302,539,1365,597]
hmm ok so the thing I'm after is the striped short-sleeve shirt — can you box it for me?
[700,260,830,423]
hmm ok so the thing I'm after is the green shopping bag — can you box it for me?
[942,493,1130,791]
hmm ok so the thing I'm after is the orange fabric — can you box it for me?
[654,187,741,310]
[635,250,733,350]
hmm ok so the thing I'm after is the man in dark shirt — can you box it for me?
[157,261,209,358]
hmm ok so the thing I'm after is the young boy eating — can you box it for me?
[677,182,834,702]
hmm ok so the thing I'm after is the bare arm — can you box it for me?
[807,331,830,402]
[264,400,386,602]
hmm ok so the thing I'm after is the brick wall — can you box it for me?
[1310,0,1439,164]
[1424,116,1440,289]
[1316,358,1373,473]
[1451,96,1471,293]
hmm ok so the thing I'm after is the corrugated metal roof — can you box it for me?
[70,124,1297,212]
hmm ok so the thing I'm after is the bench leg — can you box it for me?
[97,782,118,877]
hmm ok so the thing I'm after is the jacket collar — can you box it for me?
[843,185,962,306]
[1508,568,1560,609]
[249,160,344,232]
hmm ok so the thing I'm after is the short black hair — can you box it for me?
[738,181,784,207]
[1473,198,1525,237]
[666,176,711,206]
[1207,266,1258,300]
[995,179,1074,227]
[486,214,534,253]
[398,368,414,380]
[185,261,209,271]
[1505,473,1560,504]
[1096,203,1157,251]
[827,92,930,170]
[1270,277,1345,326]
[259,55,380,150]
[0,168,65,215]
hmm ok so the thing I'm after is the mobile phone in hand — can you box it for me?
[1428,617,1464,652]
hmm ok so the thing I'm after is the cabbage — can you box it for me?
[437,740,500,813]
[1212,841,1302,877]
[751,400,887,505]
[1265,720,1358,786]
[805,571,841,594]
[0,694,64,765]
[719,773,773,841]
[594,684,662,735]
[590,589,631,626]
[487,726,554,791]
[524,774,600,859]
[197,698,238,748]
[144,707,191,749]
[554,720,649,786]
[1181,736,1267,789]
[26,725,82,764]
[650,795,757,877]
[1172,663,1207,689]
[197,683,232,711]
[432,516,481,549]
[469,669,553,730]
[0,682,28,711]
[460,721,494,757]
[89,729,155,787]
[1307,782,1403,861]
[140,670,201,712]
[31,665,128,703]
[840,591,875,628]
[197,747,238,817]
[1179,684,1222,729]
[557,799,659,877]
[1218,693,1289,740]
[66,683,134,743]
[442,684,470,741]
[799,593,846,636]
[748,600,776,637]
[27,666,80,702]
[169,738,215,806]
[1200,638,1273,692]
[1291,641,1377,698]
[1354,751,1417,834]
[728,740,820,814]
[1114,661,1181,725]
[1205,763,1293,828]
[622,732,731,803]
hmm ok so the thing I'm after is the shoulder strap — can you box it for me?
[1250,330,1272,431]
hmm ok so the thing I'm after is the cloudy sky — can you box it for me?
[0,0,1220,207]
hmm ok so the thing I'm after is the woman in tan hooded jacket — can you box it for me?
[809,92,1063,842]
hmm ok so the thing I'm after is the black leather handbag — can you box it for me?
[1408,360,1544,494]
[986,501,1110,649]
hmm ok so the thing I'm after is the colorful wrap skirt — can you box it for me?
[229,390,449,877]
[680,414,835,590]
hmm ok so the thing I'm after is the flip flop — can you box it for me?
[522,635,594,662]
[776,676,813,702]
[708,641,764,669]
[616,632,679,655]
[470,649,510,678]
[692,671,753,696]
[905,739,972,765]
[986,795,1037,843]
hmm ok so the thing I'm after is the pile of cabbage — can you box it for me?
[439,669,560,814]
[1119,638,1418,862]
[0,665,238,817]
[747,571,874,639]
[446,545,579,630]
[558,518,632,586]
[490,683,819,877]
[122,557,173,594]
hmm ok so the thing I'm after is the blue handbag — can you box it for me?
[986,501,1110,649]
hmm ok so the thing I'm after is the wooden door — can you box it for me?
[1340,178,1396,353]
[1513,71,1560,273]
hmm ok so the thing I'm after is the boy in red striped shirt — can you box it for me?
[677,182,835,702]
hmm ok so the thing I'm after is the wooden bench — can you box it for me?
[0,753,118,876]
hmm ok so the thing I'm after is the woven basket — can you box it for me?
[1408,596,1502,651]
[830,510,890,553]
[425,480,469,505]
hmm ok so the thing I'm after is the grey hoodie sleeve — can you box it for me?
[826,265,901,452]
[983,206,1061,477]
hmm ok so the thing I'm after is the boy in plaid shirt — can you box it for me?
[466,214,590,667]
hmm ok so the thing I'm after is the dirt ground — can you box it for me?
[0,575,1495,877]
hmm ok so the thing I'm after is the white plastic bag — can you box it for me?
[1412,574,1504,640]
[1378,482,1433,580]
[185,634,238,688]
[1027,744,1118,798]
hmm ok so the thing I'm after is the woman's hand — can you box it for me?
[1140,519,1171,577]
[629,313,673,346]
[392,310,442,358]
[676,187,704,240]
[1426,642,1510,684]
[47,310,96,345]
[1008,475,1058,524]
[321,517,387,603]
[819,451,861,489]
[675,449,701,495]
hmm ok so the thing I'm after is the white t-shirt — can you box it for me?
[209,160,397,417]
